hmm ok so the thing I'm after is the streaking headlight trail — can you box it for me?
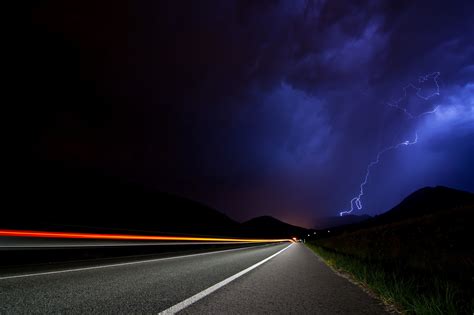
[0,229,293,243]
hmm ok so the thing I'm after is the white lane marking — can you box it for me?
[0,243,284,280]
[158,243,293,315]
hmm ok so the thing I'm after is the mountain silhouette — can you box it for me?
[4,162,309,238]
[323,186,474,234]
[371,186,473,225]
[312,186,474,283]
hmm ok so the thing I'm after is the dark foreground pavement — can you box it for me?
[181,243,387,314]
[0,243,387,314]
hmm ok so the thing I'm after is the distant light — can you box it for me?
[313,232,316,234]
[327,230,330,233]
[307,234,310,236]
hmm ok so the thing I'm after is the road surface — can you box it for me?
[0,236,263,248]
[0,243,388,314]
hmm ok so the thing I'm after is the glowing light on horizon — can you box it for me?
[339,72,441,216]
[0,229,293,243]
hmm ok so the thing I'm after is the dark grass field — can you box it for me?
[307,204,473,314]
[307,244,472,315]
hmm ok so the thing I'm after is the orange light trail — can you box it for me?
[0,229,293,243]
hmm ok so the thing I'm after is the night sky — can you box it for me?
[19,1,474,227]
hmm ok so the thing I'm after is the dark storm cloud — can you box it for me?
[26,0,474,227]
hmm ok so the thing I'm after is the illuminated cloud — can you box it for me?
[23,0,474,227]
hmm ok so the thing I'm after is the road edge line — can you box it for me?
[158,243,293,315]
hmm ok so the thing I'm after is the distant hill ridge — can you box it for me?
[3,162,309,238]
[319,186,474,233]
[373,186,474,224]
[309,186,474,285]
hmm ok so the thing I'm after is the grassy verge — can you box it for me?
[306,243,473,315]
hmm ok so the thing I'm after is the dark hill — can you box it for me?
[4,163,240,236]
[241,216,309,239]
[5,162,309,238]
[372,186,474,224]
[309,185,474,284]
[327,186,474,234]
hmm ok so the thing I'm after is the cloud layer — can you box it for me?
[26,0,474,227]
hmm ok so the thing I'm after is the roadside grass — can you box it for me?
[306,244,473,315]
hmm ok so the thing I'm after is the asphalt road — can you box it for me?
[0,236,261,248]
[0,243,388,314]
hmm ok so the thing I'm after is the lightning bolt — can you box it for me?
[388,72,441,119]
[339,72,441,216]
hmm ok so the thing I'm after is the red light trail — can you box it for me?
[0,229,293,243]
